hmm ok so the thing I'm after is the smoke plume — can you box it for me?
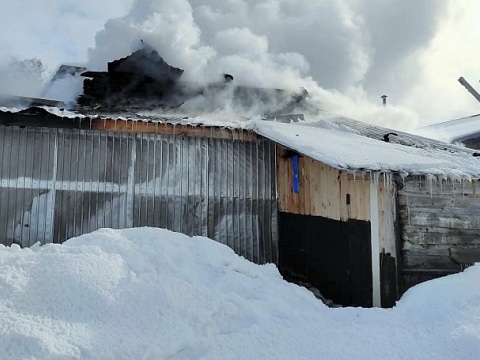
[1,0,479,130]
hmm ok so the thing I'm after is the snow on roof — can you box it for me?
[0,105,86,119]
[420,114,480,143]
[0,227,479,359]
[0,104,254,128]
[1,105,480,178]
[252,119,480,179]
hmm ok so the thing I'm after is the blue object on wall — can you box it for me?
[292,155,299,193]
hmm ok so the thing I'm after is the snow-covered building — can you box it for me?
[1,106,480,308]
[0,107,279,267]
[257,118,480,307]
[421,113,480,149]
[2,47,480,307]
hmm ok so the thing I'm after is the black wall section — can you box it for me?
[279,212,372,307]
[380,252,397,308]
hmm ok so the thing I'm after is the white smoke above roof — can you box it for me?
[0,0,479,128]
[88,0,374,89]
[83,0,424,129]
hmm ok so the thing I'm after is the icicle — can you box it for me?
[353,171,357,183]
[452,178,456,203]
[388,172,393,191]
[391,175,396,215]
[406,193,411,225]
[372,172,380,188]
[426,174,435,198]
[398,170,408,188]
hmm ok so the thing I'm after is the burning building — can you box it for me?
[0,46,479,308]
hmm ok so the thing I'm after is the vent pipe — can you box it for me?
[381,95,388,106]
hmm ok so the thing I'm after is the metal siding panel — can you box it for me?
[160,134,168,229]
[233,139,240,255]
[1,127,12,245]
[119,133,125,228]
[146,133,152,226]
[257,141,265,262]
[110,129,116,229]
[0,125,278,264]
[0,127,9,245]
[23,129,35,247]
[269,142,279,264]
[0,127,52,246]
[157,134,166,228]
[177,135,185,234]
[247,142,255,260]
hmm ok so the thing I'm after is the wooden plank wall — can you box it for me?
[398,176,480,292]
[377,179,396,256]
[276,147,400,304]
[276,147,370,221]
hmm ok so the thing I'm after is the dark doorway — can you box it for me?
[279,212,372,307]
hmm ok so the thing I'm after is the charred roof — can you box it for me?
[76,42,308,115]
[107,45,184,83]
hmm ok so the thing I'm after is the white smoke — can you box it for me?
[85,0,433,129]
[0,0,478,130]
[42,74,84,106]
[0,0,133,103]
[0,58,49,98]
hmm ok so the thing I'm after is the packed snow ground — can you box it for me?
[0,228,478,359]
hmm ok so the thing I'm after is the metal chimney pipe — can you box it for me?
[381,95,388,106]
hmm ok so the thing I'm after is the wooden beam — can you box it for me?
[449,247,480,264]
[88,118,257,141]
[0,109,257,141]
[401,268,459,275]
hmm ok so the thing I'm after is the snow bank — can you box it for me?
[0,227,478,359]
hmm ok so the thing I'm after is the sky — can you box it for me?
[1,0,479,130]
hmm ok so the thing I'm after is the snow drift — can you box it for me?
[0,227,478,359]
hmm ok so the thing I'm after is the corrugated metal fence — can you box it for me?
[0,124,278,264]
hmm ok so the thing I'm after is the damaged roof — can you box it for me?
[2,44,480,179]
[1,105,480,179]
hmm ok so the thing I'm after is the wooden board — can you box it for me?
[278,212,373,307]
[449,247,480,264]
[91,119,257,141]
[340,172,370,222]
[377,180,396,256]
[0,110,257,141]
[276,146,371,221]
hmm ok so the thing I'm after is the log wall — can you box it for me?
[398,176,480,293]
